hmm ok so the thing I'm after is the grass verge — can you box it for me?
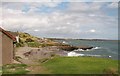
[2,64,29,74]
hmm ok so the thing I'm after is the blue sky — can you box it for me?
[0,1,119,39]
[22,1,69,13]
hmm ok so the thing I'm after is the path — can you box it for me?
[15,46,51,74]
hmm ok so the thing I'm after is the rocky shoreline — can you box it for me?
[15,32,95,63]
[16,45,94,63]
[65,45,93,51]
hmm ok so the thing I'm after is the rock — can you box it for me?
[23,51,32,57]
[77,46,93,50]
[58,45,93,51]
[13,60,21,64]
[58,45,78,51]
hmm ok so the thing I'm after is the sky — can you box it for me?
[0,0,119,39]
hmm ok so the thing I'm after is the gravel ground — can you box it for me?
[15,46,68,74]
[15,46,68,64]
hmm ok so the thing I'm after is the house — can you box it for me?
[0,27,16,65]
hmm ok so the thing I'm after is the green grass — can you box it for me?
[27,42,53,47]
[0,67,2,75]
[27,42,63,47]
[43,57,118,74]
[27,42,41,47]
[2,64,29,74]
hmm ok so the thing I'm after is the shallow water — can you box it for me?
[55,39,119,60]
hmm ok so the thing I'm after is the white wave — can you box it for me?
[73,47,102,52]
[74,49,85,52]
[62,41,67,44]
[84,54,101,57]
[108,56,112,58]
[73,48,93,52]
[68,51,84,56]
[92,47,101,50]
[67,51,102,57]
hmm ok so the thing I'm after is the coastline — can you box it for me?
[1,32,118,74]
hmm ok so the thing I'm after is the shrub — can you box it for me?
[39,58,49,63]
[103,67,118,74]
[15,38,25,47]
[25,38,34,42]
[15,43,24,47]
[14,56,22,62]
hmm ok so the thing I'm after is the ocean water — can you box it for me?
[55,39,119,60]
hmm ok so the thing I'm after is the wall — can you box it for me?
[0,32,2,66]
[2,32,13,65]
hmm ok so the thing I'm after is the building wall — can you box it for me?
[1,32,13,65]
[0,32,2,66]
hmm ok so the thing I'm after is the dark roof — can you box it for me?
[0,27,16,41]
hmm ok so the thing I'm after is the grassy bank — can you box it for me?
[2,64,29,74]
[43,57,118,74]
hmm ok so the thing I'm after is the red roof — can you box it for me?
[0,27,16,41]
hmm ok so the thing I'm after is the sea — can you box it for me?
[55,39,119,60]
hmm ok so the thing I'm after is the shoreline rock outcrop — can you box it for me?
[78,46,93,50]
[58,45,78,51]
[58,45,94,51]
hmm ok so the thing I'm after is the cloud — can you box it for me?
[90,29,96,33]
[67,2,105,12]
[1,2,118,39]
[1,0,64,2]
[1,0,119,2]
[34,29,39,32]
[107,2,118,8]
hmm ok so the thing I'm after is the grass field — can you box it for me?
[43,57,118,74]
